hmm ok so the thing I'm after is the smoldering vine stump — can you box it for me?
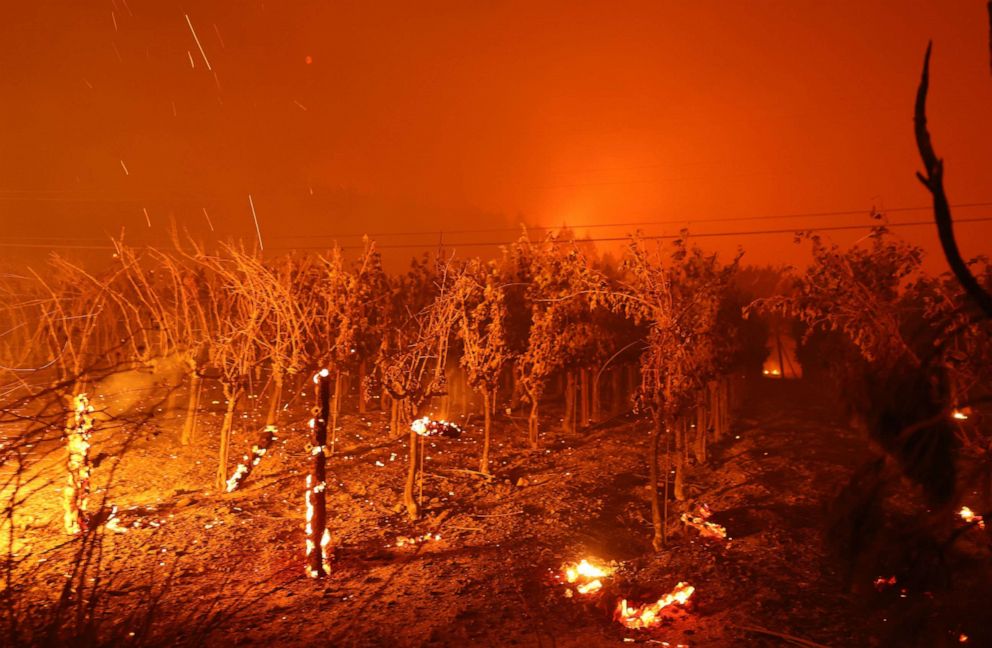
[63,393,94,535]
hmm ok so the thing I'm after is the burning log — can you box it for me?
[305,369,332,578]
[225,424,278,492]
[411,416,463,438]
[680,503,727,540]
[560,558,613,596]
[614,582,695,629]
[63,394,94,535]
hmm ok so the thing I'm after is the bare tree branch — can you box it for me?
[914,42,992,318]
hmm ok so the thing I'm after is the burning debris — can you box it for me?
[560,558,614,596]
[63,394,94,535]
[411,417,463,438]
[614,582,695,629]
[958,506,985,529]
[680,503,727,540]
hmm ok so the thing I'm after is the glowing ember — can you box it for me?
[615,582,695,629]
[103,505,128,535]
[63,394,94,535]
[411,416,462,438]
[393,533,441,547]
[958,507,986,529]
[576,580,603,595]
[873,575,897,591]
[951,409,969,420]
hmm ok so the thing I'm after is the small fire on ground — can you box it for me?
[560,558,613,596]
[615,582,695,629]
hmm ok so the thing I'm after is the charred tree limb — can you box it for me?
[914,42,992,318]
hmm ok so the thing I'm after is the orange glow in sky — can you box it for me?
[1,1,989,269]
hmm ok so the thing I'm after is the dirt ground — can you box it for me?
[5,377,990,647]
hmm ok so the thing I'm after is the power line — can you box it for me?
[3,201,992,244]
[266,201,992,241]
[269,216,992,251]
[0,216,989,253]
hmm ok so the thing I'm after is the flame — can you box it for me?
[959,506,985,529]
[564,558,610,583]
[615,582,695,629]
[559,558,612,596]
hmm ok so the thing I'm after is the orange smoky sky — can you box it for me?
[0,1,990,270]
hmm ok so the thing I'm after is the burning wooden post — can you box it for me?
[225,424,278,492]
[63,394,94,535]
[305,369,332,578]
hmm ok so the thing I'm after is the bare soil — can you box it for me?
[6,378,990,647]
